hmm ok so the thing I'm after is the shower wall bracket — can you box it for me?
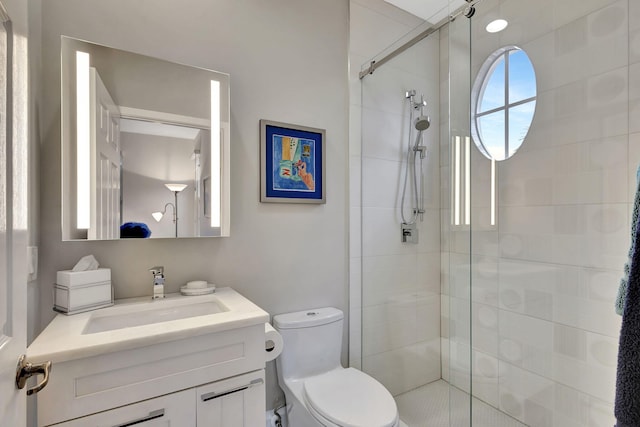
[401,223,418,244]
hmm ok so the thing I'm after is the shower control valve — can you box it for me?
[401,223,419,244]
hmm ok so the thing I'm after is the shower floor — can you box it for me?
[395,380,527,427]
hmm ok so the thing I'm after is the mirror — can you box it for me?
[61,36,230,240]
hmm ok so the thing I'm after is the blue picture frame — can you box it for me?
[260,120,326,203]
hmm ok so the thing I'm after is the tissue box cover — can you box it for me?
[54,281,113,314]
[56,268,111,287]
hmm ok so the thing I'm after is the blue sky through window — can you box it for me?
[473,47,536,161]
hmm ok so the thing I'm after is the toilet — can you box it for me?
[273,307,406,427]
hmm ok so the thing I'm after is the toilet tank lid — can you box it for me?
[273,307,343,329]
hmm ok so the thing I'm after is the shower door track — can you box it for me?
[358,0,483,80]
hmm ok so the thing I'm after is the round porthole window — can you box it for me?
[471,46,537,161]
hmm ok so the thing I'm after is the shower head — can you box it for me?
[414,115,431,131]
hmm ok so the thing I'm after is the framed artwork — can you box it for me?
[260,119,326,204]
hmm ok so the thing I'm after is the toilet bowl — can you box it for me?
[273,308,405,427]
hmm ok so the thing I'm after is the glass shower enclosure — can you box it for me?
[356,0,627,425]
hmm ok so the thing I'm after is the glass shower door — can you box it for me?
[444,8,473,427]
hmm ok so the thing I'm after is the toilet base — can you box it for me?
[283,398,323,427]
[282,390,407,427]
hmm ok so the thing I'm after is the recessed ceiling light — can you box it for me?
[486,19,508,33]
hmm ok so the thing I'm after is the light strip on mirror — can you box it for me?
[76,51,90,229]
[464,136,470,226]
[210,80,221,228]
[491,158,496,226]
[454,136,460,226]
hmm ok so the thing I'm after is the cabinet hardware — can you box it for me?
[201,378,264,402]
[112,409,165,427]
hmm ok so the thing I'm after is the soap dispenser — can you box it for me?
[149,266,165,299]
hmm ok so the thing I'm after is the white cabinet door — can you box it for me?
[53,389,195,427]
[196,370,265,427]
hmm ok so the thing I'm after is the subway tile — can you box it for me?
[349,155,362,208]
[471,254,499,306]
[349,206,362,258]
[417,252,441,294]
[472,303,499,357]
[363,341,441,396]
[553,294,621,338]
[551,351,616,403]
[349,105,362,157]
[629,63,640,134]
[416,209,441,253]
[587,332,618,369]
[628,133,640,201]
[499,362,555,425]
[581,268,621,303]
[362,157,403,208]
[361,107,405,162]
[472,350,499,408]
[349,257,362,310]
[499,310,554,376]
[554,0,620,30]
[362,207,417,256]
[362,253,419,306]
[498,0,554,46]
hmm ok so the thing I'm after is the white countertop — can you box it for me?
[27,287,269,364]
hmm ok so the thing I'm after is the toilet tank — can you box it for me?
[273,307,343,380]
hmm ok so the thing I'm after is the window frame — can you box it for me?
[471,45,537,161]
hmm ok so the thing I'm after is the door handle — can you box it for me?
[15,354,52,395]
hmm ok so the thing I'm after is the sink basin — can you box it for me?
[83,298,228,334]
[28,288,270,364]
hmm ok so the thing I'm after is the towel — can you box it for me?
[616,166,640,315]
[615,214,640,426]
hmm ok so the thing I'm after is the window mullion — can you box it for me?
[504,51,509,160]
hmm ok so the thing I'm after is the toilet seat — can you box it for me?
[303,368,399,427]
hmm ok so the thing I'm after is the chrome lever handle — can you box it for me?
[15,354,52,396]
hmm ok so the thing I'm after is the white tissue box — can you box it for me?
[53,281,113,315]
[56,268,111,287]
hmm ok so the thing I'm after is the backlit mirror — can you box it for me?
[61,36,230,240]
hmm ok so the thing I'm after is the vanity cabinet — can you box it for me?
[28,290,272,427]
[35,321,267,426]
[52,370,265,427]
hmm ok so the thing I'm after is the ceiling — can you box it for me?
[384,0,467,24]
[120,118,201,141]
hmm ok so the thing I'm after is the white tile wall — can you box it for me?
[440,1,628,426]
[354,0,627,424]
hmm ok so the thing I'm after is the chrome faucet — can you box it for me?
[149,266,165,299]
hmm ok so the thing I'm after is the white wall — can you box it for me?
[349,0,442,396]
[36,0,349,412]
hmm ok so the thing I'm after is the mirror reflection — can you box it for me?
[61,36,230,240]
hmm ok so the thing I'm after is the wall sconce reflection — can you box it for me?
[152,183,188,237]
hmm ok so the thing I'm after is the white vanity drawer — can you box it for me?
[50,388,195,427]
[37,324,265,426]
